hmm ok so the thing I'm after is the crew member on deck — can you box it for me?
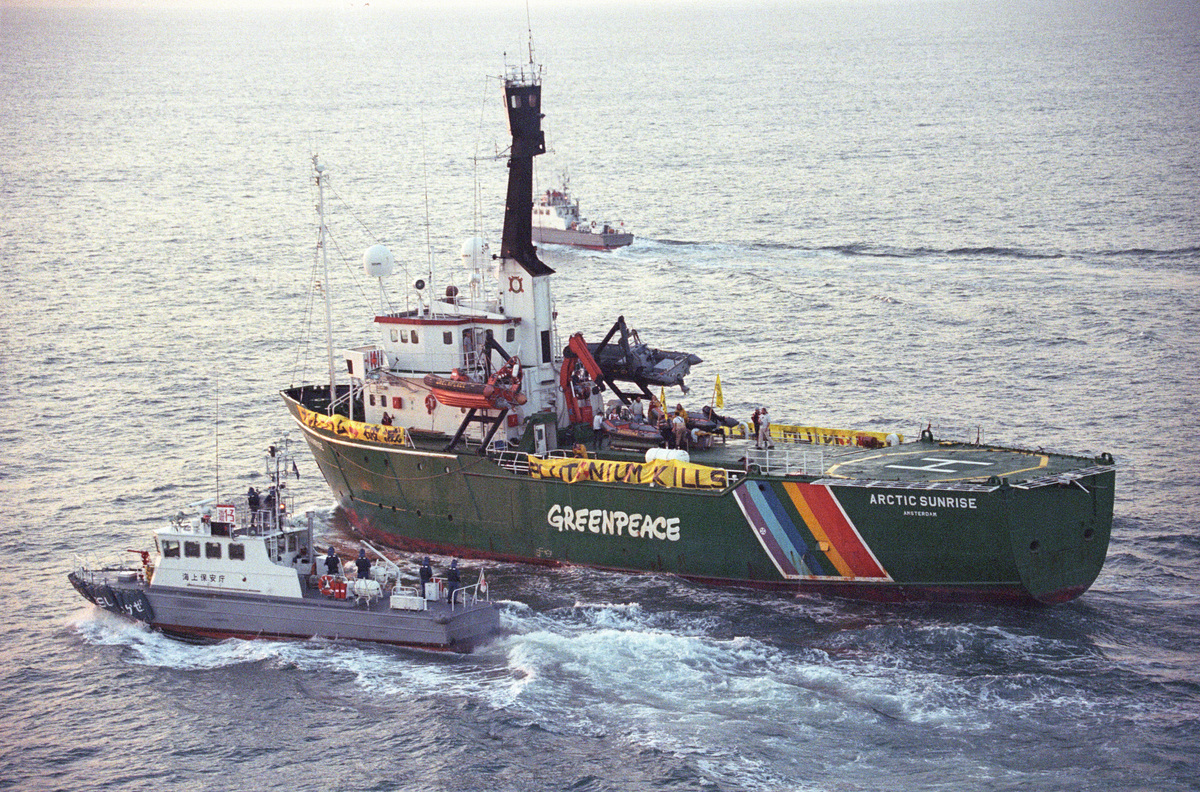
[592,411,604,451]
[648,397,664,426]
[672,411,688,449]
[418,557,433,598]
[381,412,393,426]
[446,559,461,604]
[264,487,277,525]
[324,546,340,576]
[355,548,371,580]
[757,407,772,449]
[247,487,260,526]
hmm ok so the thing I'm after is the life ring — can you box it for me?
[318,575,336,596]
[425,394,437,414]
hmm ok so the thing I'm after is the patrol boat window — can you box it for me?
[228,544,245,561]
[162,540,180,558]
[205,542,221,559]
[184,541,200,558]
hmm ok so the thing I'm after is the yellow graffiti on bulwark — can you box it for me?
[528,456,727,490]
[299,406,409,447]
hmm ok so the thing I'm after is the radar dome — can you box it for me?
[460,237,490,269]
[363,244,395,279]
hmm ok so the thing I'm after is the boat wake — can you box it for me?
[71,571,1142,791]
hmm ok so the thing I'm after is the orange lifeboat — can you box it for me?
[423,357,526,410]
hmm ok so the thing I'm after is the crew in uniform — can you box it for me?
[418,557,433,598]
[446,560,461,604]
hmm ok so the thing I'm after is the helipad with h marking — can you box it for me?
[825,444,1054,483]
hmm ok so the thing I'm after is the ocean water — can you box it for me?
[3,1,1199,790]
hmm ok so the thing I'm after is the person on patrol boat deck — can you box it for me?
[418,557,433,598]
[446,559,461,604]
[355,548,371,581]
[247,486,260,526]
[324,546,340,576]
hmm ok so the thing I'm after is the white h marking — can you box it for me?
[885,457,995,473]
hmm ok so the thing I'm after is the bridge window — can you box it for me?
[229,544,245,561]
[443,331,453,345]
[507,328,515,343]
[184,541,200,559]
[391,329,399,342]
[162,540,180,558]
[205,542,222,559]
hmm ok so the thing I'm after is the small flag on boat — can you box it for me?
[292,460,300,479]
[478,568,488,597]
[659,386,666,406]
[713,374,725,409]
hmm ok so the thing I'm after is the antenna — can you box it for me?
[313,155,336,415]
[526,0,535,66]
[214,372,220,501]
[421,122,436,310]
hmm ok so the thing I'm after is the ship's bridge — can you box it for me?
[374,308,520,375]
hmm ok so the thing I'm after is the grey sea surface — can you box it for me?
[2,1,1198,790]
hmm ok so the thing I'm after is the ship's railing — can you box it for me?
[489,449,534,474]
[924,419,986,445]
[1011,461,1117,490]
[447,580,488,610]
[813,478,1000,493]
[745,445,831,477]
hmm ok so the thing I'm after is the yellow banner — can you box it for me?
[772,424,901,447]
[528,456,728,490]
[299,406,409,447]
[728,422,901,447]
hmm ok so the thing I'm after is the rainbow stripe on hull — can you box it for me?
[733,481,891,582]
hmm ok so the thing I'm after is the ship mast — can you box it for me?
[313,155,336,415]
[499,60,553,277]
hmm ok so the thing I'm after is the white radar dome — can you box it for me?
[363,244,395,279]
[460,237,490,269]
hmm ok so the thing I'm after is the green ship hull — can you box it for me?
[282,63,1114,606]
[283,389,1114,605]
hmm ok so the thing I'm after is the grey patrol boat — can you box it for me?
[69,439,499,652]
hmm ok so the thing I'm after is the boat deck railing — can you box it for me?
[925,419,986,445]
[745,444,857,477]
[813,477,1000,493]
[447,580,488,610]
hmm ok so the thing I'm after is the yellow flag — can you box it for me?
[659,386,666,406]
[713,374,725,408]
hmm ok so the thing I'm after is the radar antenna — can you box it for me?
[526,0,536,66]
